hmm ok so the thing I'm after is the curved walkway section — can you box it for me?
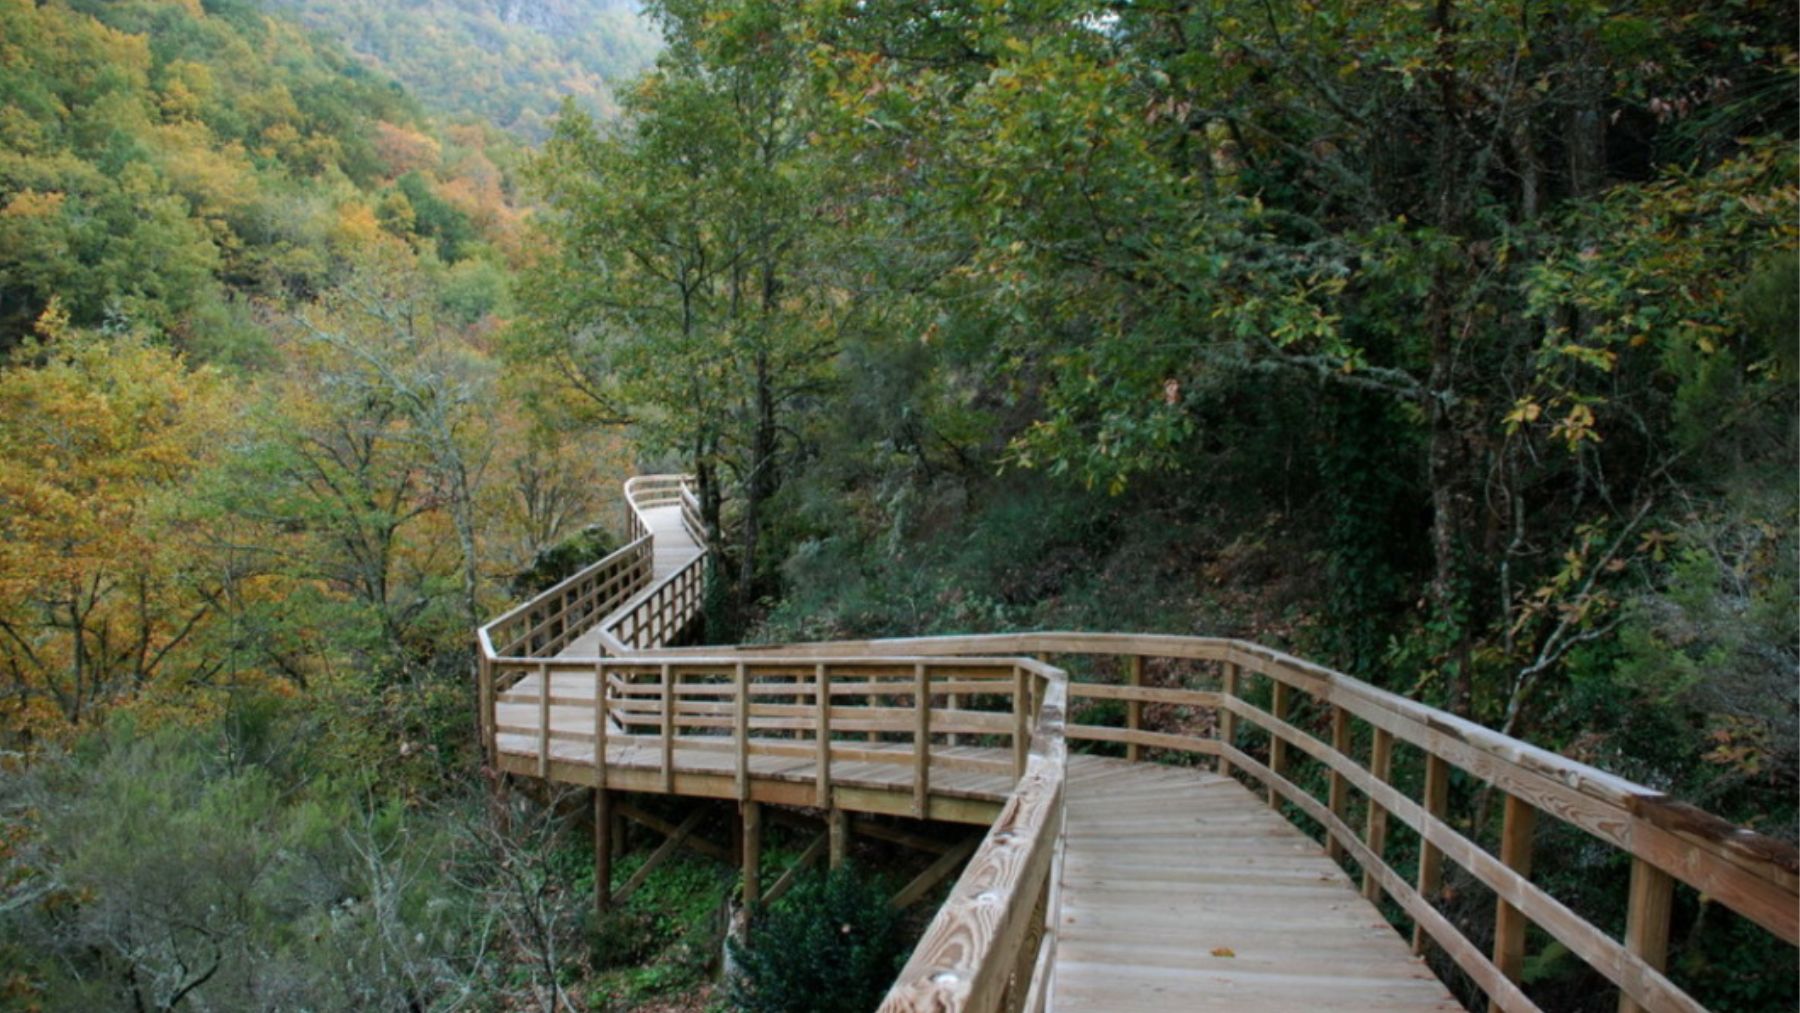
[475,476,1799,1013]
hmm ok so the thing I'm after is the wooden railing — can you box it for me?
[643,633,1798,1013]
[477,478,1798,1013]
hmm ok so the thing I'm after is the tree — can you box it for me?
[520,0,841,615]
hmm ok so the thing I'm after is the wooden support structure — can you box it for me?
[733,662,749,800]
[593,788,612,913]
[616,801,731,863]
[1126,654,1144,763]
[741,800,762,910]
[1268,680,1291,810]
[536,661,551,780]
[1362,726,1394,902]
[613,805,706,906]
[829,808,850,869]
[1619,857,1674,1013]
[1490,792,1536,1013]
[890,834,982,909]
[660,663,674,793]
[766,832,830,907]
[1414,752,1451,954]
[1218,661,1239,779]
[1326,704,1351,861]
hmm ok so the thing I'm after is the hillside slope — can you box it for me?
[271,0,662,138]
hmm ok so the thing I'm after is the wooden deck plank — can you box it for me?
[1052,755,1457,1012]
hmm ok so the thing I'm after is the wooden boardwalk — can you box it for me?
[477,474,1799,1013]
[1056,757,1455,1011]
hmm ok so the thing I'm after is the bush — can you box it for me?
[726,865,907,1013]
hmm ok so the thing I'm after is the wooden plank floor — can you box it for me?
[561,504,700,657]
[1054,756,1458,1011]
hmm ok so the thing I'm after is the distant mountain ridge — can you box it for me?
[271,0,661,140]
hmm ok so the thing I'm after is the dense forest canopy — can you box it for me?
[0,0,1794,1009]
[269,0,663,139]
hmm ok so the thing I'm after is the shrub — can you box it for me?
[726,865,907,1013]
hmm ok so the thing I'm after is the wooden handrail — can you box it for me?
[476,479,1798,1013]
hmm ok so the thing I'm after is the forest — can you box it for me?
[0,0,1795,1011]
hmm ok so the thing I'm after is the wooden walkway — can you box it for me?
[1056,757,1455,1011]
[477,474,1799,1013]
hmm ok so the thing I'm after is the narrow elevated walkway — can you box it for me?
[476,474,1799,1013]
[1056,758,1454,1011]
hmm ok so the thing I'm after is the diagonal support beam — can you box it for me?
[616,800,731,863]
[612,805,707,906]
[890,834,982,909]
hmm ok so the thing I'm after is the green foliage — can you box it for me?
[269,0,662,141]
[726,865,907,1013]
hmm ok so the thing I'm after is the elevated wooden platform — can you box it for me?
[1056,758,1455,1011]
[477,474,1799,1013]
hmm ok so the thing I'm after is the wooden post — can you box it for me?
[946,690,961,747]
[1218,662,1239,779]
[815,663,832,808]
[478,650,495,765]
[1362,727,1394,902]
[1414,752,1450,954]
[1012,666,1030,779]
[1126,655,1144,763]
[1490,792,1536,1013]
[660,663,675,793]
[1326,705,1351,861]
[1268,680,1291,810]
[913,663,930,817]
[593,788,613,913]
[1619,857,1674,1013]
[734,662,749,801]
[593,661,608,778]
[829,807,850,869]
[536,662,551,780]
[741,800,762,910]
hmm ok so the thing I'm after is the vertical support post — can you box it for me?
[1012,666,1030,779]
[593,787,613,913]
[1126,655,1144,763]
[1326,704,1351,861]
[946,690,961,748]
[536,662,551,780]
[913,663,930,817]
[593,661,608,778]
[741,800,762,910]
[1618,858,1674,1013]
[1362,726,1394,902]
[660,663,674,793]
[815,663,832,808]
[1218,662,1239,779]
[478,649,495,765]
[1414,752,1451,954]
[1268,680,1290,810]
[734,662,749,801]
[828,808,849,869]
[1490,792,1536,1013]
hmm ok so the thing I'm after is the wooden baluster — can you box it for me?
[1012,666,1030,779]
[815,663,832,808]
[660,663,674,793]
[1413,752,1450,954]
[913,663,930,817]
[1327,705,1351,861]
[1618,857,1674,1013]
[734,662,750,801]
[593,661,608,777]
[946,690,961,748]
[1126,655,1144,763]
[537,661,551,780]
[478,650,495,765]
[1218,661,1239,780]
[1490,793,1536,1013]
[1361,727,1394,902]
[1268,680,1291,810]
